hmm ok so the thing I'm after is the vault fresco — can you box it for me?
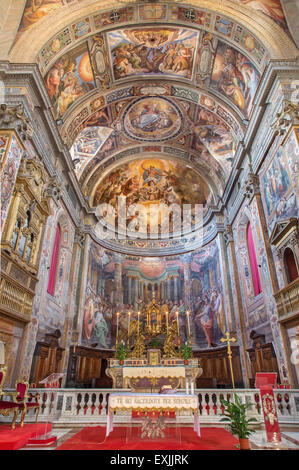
[123,97,183,142]
[108,27,198,80]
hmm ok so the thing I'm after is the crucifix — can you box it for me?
[220,332,237,395]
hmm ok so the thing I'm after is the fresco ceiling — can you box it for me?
[17,1,294,211]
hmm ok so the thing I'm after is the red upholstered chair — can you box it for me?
[0,366,7,396]
[19,390,40,424]
[0,380,28,429]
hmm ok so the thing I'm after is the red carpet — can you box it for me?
[56,426,239,450]
[0,423,52,450]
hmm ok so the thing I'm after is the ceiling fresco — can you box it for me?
[22,0,294,215]
[122,96,183,142]
[44,41,95,121]
[108,27,198,80]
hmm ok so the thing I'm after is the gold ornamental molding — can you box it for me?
[7,1,298,64]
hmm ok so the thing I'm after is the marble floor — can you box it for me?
[17,426,299,450]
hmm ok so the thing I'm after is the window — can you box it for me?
[284,247,299,284]
[47,224,61,296]
[247,222,262,296]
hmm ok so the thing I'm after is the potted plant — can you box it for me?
[149,338,161,349]
[116,341,127,365]
[220,393,258,450]
[180,342,193,364]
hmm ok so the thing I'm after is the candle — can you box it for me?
[186,380,189,394]
[127,311,131,348]
[165,309,169,333]
[176,311,180,345]
[191,381,194,394]
[137,311,140,332]
[116,312,119,346]
[186,310,191,345]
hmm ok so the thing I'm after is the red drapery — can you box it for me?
[47,224,60,296]
[247,223,262,296]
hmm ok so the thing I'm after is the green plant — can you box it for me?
[116,342,127,361]
[220,393,258,439]
[149,338,161,349]
[180,343,192,360]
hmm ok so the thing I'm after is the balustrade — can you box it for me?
[1,388,298,426]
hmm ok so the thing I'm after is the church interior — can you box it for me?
[0,0,299,451]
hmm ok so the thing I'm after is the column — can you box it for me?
[224,226,250,388]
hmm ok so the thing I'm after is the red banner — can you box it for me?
[256,373,281,443]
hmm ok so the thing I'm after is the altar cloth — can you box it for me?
[123,366,186,379]
[106,393,200,438]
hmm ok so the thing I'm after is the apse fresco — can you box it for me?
[261,142,298,233]
[123,97,182,142]
[108,27,198,80]
[82,240,226,350]
[211,41,260,118]
[191,106,234,173]
[44,42,95,120]
[92,158,214,235]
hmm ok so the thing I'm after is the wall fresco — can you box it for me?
[260,137,298,234]
[81,238,226,350]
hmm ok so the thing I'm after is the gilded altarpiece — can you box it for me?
[0,148,50,382]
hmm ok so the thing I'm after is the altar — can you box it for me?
[106,295,202,391]
[107,356,202,391]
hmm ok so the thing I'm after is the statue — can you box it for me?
[163,320,179,358]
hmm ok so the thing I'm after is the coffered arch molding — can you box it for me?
[7,0,299,64]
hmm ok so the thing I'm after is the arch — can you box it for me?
[247,222,262,296]
[7,0,298,64]
[284,247,299,284]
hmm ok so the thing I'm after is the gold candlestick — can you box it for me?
[220,331,237,396]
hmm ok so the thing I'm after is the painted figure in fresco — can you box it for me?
[110,30,196,80]
[212,44,260,117]
[19,0,63,32]
[142,163,163,187]
[83,296,95,341]
[92,308,109,348]
[239,0,286,27]
[263,151,290,216]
